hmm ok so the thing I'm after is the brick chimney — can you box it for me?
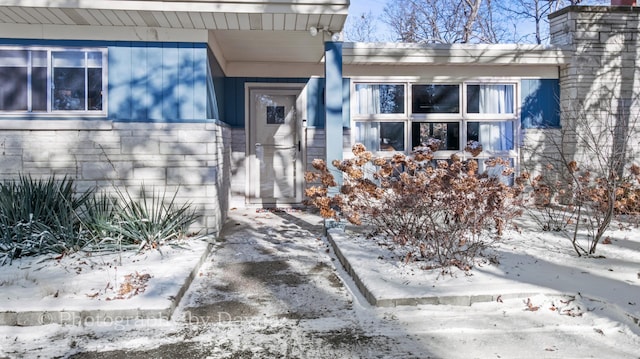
[611,0,636,5]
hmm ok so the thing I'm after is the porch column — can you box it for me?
[324,41,343,185]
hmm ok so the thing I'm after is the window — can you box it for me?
[412,84,459,114]
[467,84,515,114]
[355,84,404,115]
[412,122,460,150]
[0,47,107,114]
[467,121,514,152]
[355,121,405,152]
[352,81,519,171]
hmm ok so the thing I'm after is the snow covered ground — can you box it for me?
[0,209,639,358]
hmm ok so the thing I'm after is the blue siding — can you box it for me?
[129,44,151,120]
[521,79,561,129]
[223,77,311,128]
[191,45,207,120]
[0,39,212,123]
[159,43,178,120]
[207,49,224,121]
[111,42,210,122]
[307,78,324,128]
[108,45,132,121]
[304,77,349,129]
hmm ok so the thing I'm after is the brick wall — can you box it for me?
[0,121,231,236]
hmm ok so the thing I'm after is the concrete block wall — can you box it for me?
[0,121,231,236]
[549,6,640,173]
[229,128,247,208]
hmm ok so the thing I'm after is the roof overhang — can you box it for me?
[0,1,572,78]
[343,43,572,66]
[341,42,571,79]
[0,0,349,76]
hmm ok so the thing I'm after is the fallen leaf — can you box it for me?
[524,298,540,311]
[404,252,413,264]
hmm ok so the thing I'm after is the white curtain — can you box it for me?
[478,122,514,152]
[477,85,515,152]
[478,85,514,114]
[355,122,379,151]
[356,85,382,115]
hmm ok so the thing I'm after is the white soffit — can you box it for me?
[0,0,348,70]
[0,1,349,31]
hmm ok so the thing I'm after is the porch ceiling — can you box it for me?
[0,0,348,64]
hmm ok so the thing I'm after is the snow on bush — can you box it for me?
[306,143,522,272]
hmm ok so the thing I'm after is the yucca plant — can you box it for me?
[0,175,93,263]
[85,186,201,252]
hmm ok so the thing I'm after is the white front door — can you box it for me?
[247,87,303,205]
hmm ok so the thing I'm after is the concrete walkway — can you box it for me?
[14,208,639,359]
[67,208,423,358]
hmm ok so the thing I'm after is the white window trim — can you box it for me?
[350,78,521,163]
[0,45,108,117]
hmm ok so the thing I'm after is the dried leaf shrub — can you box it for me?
[306,143,522,271]
[517,161,640,256]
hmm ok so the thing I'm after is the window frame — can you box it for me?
[0,46,108,117]
[410,83,461,119]
[351,78,520,164]
[461,81,518,157]
[351,81,409,155]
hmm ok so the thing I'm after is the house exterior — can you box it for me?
[0,1,637,235]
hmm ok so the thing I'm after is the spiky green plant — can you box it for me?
[0,175,93,263]
[84,186,201,252]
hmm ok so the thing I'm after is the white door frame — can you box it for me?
[244,82,306,205]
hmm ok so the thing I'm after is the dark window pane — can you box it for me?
[53,67,85,110]
[380,122,405,151]
[412,85,459,114]
[0,49,28,111]
[0,67,27,111]
[411,122,460,150]
[467,85,480,113]
[88,68,102,110]
[32,67,48,111]
[31,51,48,111]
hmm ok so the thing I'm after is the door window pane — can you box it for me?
[355,122,405,152]
[467,84,515,114]
[412,84,459,114]
[355,84,405,115]
[412,122,460,150]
